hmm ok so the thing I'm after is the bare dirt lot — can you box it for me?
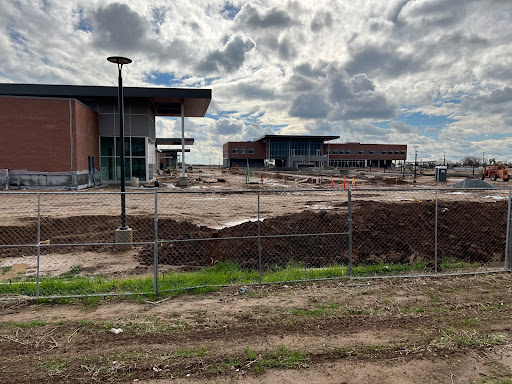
[1,167,512,382]
[2,274,512,383]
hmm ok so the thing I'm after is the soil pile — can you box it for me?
[0,201,507,268]
[453,179,494,188]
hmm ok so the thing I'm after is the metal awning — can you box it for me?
[156,138,194,146]
[0,83,211,117]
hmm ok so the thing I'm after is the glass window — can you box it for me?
[346,150,351,154]
[233,148,238,154]
[115,158,130,181]
[382,151,387,155]
[116,137,130,156]
[131,137,145,157]
[100,156,115,180]
[132,158,146,181]
[101,137,115,156]
[359,151,364,155]
[241,148,247,154]
[369,151,375,155]
[248,148,254,154]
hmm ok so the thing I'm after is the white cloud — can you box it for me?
[0,0,511,163]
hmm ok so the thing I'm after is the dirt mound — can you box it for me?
[0,201,506,269]
[453,178,494,188]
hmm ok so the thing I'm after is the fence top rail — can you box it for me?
[0,189,350,195]
[354,187,512,192]
[0,187,511,195]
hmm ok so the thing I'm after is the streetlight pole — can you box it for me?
[108,56,132,248]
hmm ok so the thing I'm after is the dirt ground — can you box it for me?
[1,168,512,382]
[2,273,512,383]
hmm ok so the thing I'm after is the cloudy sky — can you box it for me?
[2,0,512,164]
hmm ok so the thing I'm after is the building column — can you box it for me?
[178,99,188,187]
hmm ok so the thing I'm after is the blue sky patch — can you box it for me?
[398,112,456,130]
[221,3,241,19]
[145,71,178,86]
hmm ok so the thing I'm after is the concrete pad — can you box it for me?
[115,227,133,250]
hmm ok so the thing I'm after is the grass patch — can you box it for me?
[59,265,81,279]
[37,359,69,373]
[0,259,492,300]
[441,257,481,270]
[0,320,47,329]
[430,329,509,349]
[353,261,427,276]
[1,266,12,274]
[211,346,309,373]
[251,346,310,372]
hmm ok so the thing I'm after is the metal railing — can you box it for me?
[0,187,510,299]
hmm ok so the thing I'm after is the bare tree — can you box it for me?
[462,156,481,167]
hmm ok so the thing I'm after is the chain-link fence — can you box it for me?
[0,188,510,299]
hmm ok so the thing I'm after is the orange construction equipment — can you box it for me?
[480,165,510,181]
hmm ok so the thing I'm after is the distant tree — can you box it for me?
[489,158,497,165]
[462,156,481,167]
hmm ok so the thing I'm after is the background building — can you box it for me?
[0,84,210,188]
[223,135,406,169]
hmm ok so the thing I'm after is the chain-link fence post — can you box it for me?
[154,191,159,295]
[257,191,262,284]
[435,189,438,273]
[506,189,512,271]
[36,193,41,298]
[348,189,353,278]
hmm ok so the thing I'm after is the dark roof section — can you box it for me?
[254,134,340,142]
[0,83,211,117]
[156,138,194,146]
[159,148,190,154]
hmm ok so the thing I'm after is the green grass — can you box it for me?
[1,265,12,274]
[59,265,81,279]
[430,329,509,349]
[210,345,309,373]
[0,320,47,329]
[37,359,70,373]
[353,261,428,276]
[441,257,481,270]
[251,345,310,372]
[0,259,492,300]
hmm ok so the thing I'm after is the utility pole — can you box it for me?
[443,152,446,166]
[482,152,485,166]
[413,146,418,183]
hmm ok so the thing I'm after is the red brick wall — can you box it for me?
[0,97,99,173]
[223,142,266,159]
[73,101,99,171]
[0,97,72,172]
[323,143,407,160]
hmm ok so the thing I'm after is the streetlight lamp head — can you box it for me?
[107,56,132,65]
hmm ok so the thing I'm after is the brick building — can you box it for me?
[0,84,210,188]
[223,135,406,169]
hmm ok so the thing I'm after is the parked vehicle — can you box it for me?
[480,165,510,181]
